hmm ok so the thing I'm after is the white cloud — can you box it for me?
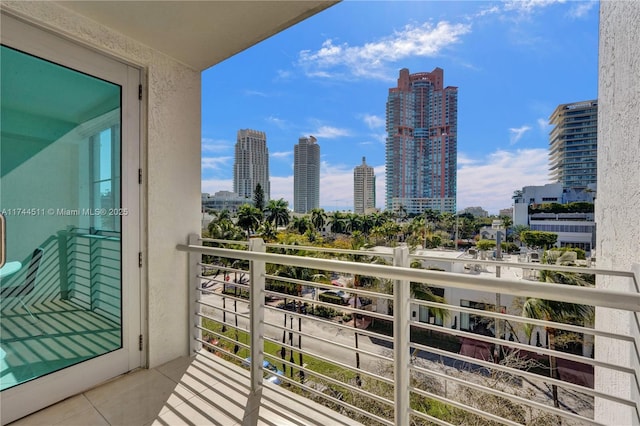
[509,125,532,144]
[567,1,596,19]
[298,21,471,80]
[201,178,233,194]
[537,117,552,134]
[361,114,385,129]
[457,148,550,214]
[202,156,232,171]
[266,115,288,129]
[503,0,566,15]
[244,89,267,97]
[202,138,232,153]
[271,151,292,159]
[270,176,294,205]
[312,125,351,139]
[276,69,292,80]
[370,132,387,145]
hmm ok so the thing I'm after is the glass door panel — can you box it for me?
[0,45,123,390]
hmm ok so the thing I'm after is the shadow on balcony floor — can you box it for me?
[10,352,364,426]
[1,299,121,391]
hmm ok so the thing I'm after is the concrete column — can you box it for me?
[595,2,640,424]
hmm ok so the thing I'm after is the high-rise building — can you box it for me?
[549,100,598,190]
[293,136,320,213]
[385,67,457,215]
[353,157,376,214]
[233,129,270,202]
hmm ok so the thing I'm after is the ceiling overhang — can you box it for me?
[56,1,338,71]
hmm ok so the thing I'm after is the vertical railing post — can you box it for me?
[57,229,70,300]
[249,238,266,394]
[393,245,410,426]
[188,233,202,355]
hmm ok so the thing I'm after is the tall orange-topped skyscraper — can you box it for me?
[385,68,457,214]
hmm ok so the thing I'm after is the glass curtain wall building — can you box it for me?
[385,68,457,215]
[549,100,598,190]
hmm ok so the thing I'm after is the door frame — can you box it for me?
[0,12,144,424]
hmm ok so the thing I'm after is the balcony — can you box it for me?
[13,236,639,425]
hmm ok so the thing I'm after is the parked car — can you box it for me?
[243,358,284,385]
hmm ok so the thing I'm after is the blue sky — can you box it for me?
[201,0,598,215]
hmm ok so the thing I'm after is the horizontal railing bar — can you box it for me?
[411,386,522,426]
[198,265,249,276]
[410,253,633,278]
[201,237,249,247]
[263,291,394,323]
[264,273,394,301]
[411,363,601,425]
[197,299,251,320]
[270,355,395,406]
[197,336,250,355]
[409,340,637,409]
[412,298,634,343]
[197,312,249,331]
[266,242,394,259]
[195,340,247,365]
[263,304,394,343]
[263,336,393,385]
[195,325,250,348]
[264,320,394,364]
[177,244,640,312]
[268,371,395,426]
[410,408,456,426]
[409,319,637,375]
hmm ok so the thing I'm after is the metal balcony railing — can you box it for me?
[177,235,640,426]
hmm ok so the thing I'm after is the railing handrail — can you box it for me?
[177,243,640,312]
[204,237,634,280]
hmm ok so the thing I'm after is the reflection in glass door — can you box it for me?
[0,45,123,390]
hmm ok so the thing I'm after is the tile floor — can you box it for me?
[9,353,364,426]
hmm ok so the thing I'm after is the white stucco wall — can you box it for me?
[2,2,201,367]
[595,1,640,424]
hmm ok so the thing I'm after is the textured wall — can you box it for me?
[595,1,640,424]
[2,2,201,367]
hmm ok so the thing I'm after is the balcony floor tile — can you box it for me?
[10,352,364,426]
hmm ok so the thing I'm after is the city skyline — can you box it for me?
[202,1,598,214]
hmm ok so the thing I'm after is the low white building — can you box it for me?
[513,183,596,253]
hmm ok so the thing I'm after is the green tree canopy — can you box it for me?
[253,183,265,211]
[265,198,290,227]
[236,204,263,238]
[521,230,558,249]
[310,208,327,231]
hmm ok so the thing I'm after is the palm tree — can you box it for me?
[257,221,278,242]
[272,265,328,382]
[328,211,346,235]
[346,213,362,234]
[208,218,241,239]
[290,216,311,235]
[310,208,327,232]
[265,198,290,228]
[360,214,374,235]
[522,268,594,408]
[236,204,263,238]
